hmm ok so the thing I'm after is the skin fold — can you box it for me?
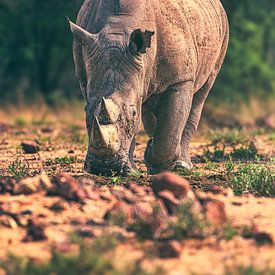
[70,0,229,176]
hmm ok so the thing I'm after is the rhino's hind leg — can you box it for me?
[144,81,194,174]
[176,72,219,170]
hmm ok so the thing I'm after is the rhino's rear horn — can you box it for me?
[98,97,120,124]
[69,19,98,46]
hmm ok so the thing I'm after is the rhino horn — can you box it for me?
[92,116,120,155]
[93,116,109,148]
[99,97,120,124]
[68,19,98,46]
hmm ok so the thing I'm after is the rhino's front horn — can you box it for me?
[92,117,120,156]
[99,97,120,124]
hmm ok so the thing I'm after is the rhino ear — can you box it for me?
[68,19,97,46]
[129,29,155,54]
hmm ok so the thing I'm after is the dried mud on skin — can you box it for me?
[0,122,274,275]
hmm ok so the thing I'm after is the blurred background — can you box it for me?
[0,0,274,126]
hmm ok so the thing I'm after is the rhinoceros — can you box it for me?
[69,0,229,176]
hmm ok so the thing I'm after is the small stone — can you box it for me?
[206,185,224,195]
[254,233,273,246]
[0,179,16,194]
[23,218,47,242]
[132,203,151,220]
[242,225,273,246]
[49,199,69,212]
[14,172,52,195]
[41,127,54,134]
[128,182,147,196]
[157,190,180,214]
[202,199,227,224]
[50,173,80,201]
[249,138,264,153]
[21,141,40,154]
[111,186,136,204]
[152,172,191,199]
[76,227,95,238]
[157,240,181,258]
[104,201,133,223]
[50,173,99,202]
[0,216,18,229]
[14,179,38,195]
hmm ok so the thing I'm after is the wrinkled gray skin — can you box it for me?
[70,0,229,176]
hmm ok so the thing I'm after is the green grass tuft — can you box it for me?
[229,163,275,197]
[8,157,29,178]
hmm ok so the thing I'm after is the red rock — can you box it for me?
[152,172,191,199]
[157,190,180,214]
[49,199,69,212]
[202,199,227,224]
[206,185,224,195]
[50,173,78,200]
[128,182,147,196]
[23,218,47,242]
[104,201,133,223]
[111,186,136,204]
[76,227,95,238]
[50,173,96,202]
[14,172,52,195]
[0,178,16,194]
[157,240,182,258]
[21,141,40,154]
[132,203,151,220]
[130,202,168,240]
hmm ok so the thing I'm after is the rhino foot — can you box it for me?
[144,138,178,175]
[174,160,193,171]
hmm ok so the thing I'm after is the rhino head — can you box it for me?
[69,21,155,176]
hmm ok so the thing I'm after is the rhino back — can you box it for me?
[150,0,229,93]
[75,0,228,94]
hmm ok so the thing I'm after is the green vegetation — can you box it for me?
[201,146,260,163]
[228,163,275,197]
[168,202,209,240]
[217,0,275,103]
[111,176,123,184]
[0,235,157,275]
[8,157,29,178]
[175,167,203,178]
[209,129,249,147]
[14,117,26,127]
[223,223,239,241]
[45,156,79,166]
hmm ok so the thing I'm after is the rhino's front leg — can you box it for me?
[144,81,194,174]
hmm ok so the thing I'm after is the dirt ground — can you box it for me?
[0,109,274,275]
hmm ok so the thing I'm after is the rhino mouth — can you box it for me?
[84,153,133,176]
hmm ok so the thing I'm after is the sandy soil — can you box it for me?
[0,118,274,275]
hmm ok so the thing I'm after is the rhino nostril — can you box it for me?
[130,105,137,118]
